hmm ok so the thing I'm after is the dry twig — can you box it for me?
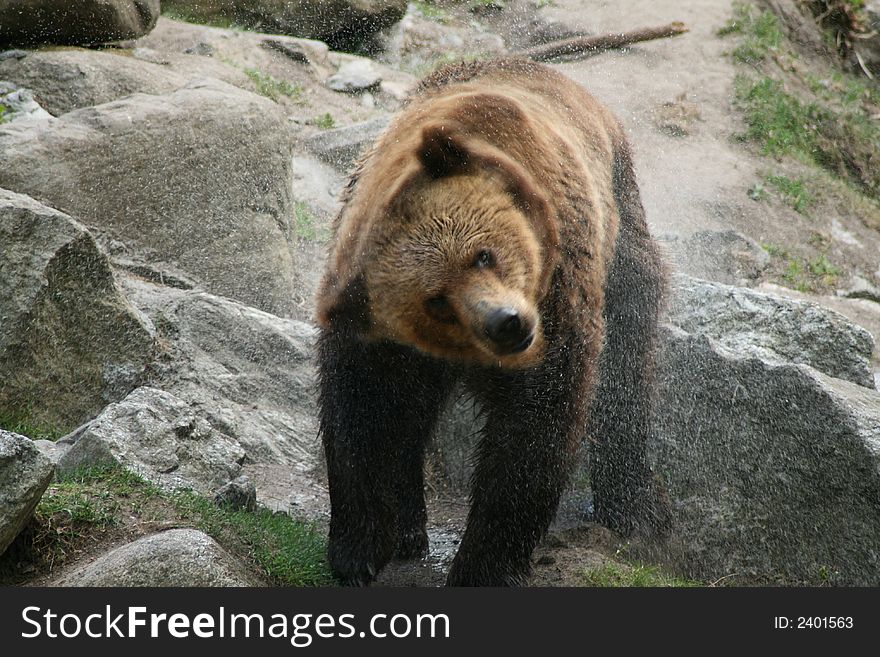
[518,22,689,62]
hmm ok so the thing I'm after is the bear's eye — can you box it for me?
[425,294,457,324]
[473,250,494,269]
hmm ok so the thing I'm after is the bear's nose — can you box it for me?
[484,308,533,354]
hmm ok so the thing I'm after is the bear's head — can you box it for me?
[317,122,559,369]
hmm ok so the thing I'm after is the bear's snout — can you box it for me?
[483,307,534,354]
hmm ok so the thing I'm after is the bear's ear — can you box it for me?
[315,271,371,335]
[470,146,560,293]
[418,124,472,178]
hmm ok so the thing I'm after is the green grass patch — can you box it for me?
[718,3,783,63]
[762,244,841,292]
[161,4,244,30]
[765,174,815,214]
[469,0,506,11]
[174,494,332,586]
[0,104,6,123]
[13,467,165,580]
[807,71,880,108]
[413,1,451,22]
[583,562,701,587]
[747,181,769,202]
[733,75,880,197]
[244,68,304,103]
[293,201,327,242]
[760,242,784,257]
[0,409,65,441]
[312,112,335,130]
[723,3,880,200]
[1,465,331,586]
[734,76,824,158]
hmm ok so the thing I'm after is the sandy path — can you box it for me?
[544,0,755,240]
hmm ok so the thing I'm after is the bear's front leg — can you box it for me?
[447,339,596,586]
[318,331,454,585]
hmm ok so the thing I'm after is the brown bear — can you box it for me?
[315,58,671,586]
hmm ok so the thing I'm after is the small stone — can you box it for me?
[182,42,214,57]
[304,116,389,171]
[214,475,257,512]
[326,59,382,93]
[379,79,411,101]
[655,93,701,137]
[0,86,53,122]
[0,49,28,60]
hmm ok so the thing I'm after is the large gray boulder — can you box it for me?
[0,189,155,430]
[162,0,407,50]
[0,49,188,116]
[57,386,246,495]
[652,325,880,585]
[0,1,160,47]
[667,275,876,389]
[0,78,300,317]
[649,279,880,585]
[429,275,880,584]
[51,528,261,586]
[0,431,55,556]
[304,116,389,171]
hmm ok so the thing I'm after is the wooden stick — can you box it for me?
[518,22,689,62]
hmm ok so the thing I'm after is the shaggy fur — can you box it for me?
[316,58,671,586]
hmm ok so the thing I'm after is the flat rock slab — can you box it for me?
[57,386,245,495]
[51,528,261,586]
[0,48,188,116]
[667,274,876,389]
[0,431,54,556]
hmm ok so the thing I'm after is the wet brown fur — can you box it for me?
[316,58,671,586]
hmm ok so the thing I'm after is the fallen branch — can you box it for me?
[518,22,689,62]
